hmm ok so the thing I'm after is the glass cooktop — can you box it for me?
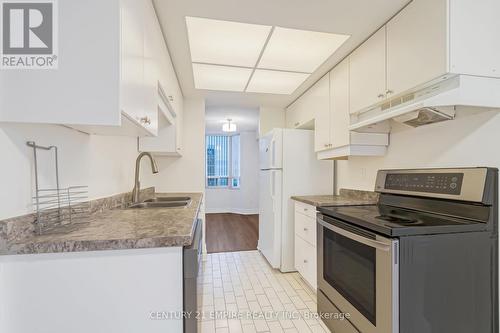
[318,205,487,237]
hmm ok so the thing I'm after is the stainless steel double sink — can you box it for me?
[127,196,192,209]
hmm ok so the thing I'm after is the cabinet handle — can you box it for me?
[304,208,308,212]
[168,95,174,102]
[294,122,300,127]
[385,89,393,95]
[303,259,308,264]
[377,93,385,98]
[303,228,308,232]
[139,116,151,125]
[324,144,329,148]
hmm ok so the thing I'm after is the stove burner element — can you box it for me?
[376,215,423,225]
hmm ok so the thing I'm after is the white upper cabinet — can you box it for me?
[316,58,388,160]
[330,59,350,149]
[349,27,387,114]
[0,0,122,128]
[347,0,500,117]
[121,0,157,135]
[138,0,184,156]
[0,0,183,137]
[285,92,315,130]
[448,0,500,78]
[386,0,448,97]
[312,74,331,152]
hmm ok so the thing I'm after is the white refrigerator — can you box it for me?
[258,128,334,272]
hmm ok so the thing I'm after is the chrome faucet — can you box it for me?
[131,152,159,203]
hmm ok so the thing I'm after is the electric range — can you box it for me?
[316,167,498,333]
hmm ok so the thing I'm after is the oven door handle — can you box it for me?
[318,219,391,252]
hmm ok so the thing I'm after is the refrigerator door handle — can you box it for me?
[271,140,275,168]
[271,170,276,212]
[271,171,276,198]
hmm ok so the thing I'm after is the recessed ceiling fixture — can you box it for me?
[185,17,272,67]
[192,63,252,92]
[258,27,351,73]
[186,17,350,95]
[246,69,309,95]
[222,119,237,132]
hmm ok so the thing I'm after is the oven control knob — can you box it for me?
[450,183,457,189]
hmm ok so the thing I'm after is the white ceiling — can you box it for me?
[205,106,259,134]
[153,0,410,109]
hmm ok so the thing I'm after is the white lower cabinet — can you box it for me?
[294,202,317,290]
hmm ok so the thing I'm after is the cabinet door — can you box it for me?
[121,0,145,125]
[386,0,448,96]
[286,100,301,128]
[142,0,161,136]
[0,0,121,126]
[330,59,351,149]
[313,74,331,152]
[295,235,317,290]
[286,91,315,129]
[349,27,386,114]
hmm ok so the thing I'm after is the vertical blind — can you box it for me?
[206,135,240,188]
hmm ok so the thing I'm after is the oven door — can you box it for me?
[317,214,399,333]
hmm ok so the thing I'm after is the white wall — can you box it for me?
[205,131,260,214]
[0,98,206,221]
[336,109,500,191]
[142,98,206,193]
[0,123,138,220]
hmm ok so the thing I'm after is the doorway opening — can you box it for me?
[204,106,260,253]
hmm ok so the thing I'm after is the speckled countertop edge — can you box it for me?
[0,190,203,255]
[291,188,379,207]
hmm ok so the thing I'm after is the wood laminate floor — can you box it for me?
[206,213,259,253]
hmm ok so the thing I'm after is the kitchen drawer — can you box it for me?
[295,211,316,247]
[318,291,360,333]
[294,235,317,290]
[294,201,316,219]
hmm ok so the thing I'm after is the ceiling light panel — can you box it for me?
[186,17,272,67]
[192,63,252,92]
[258,27,350,73]
[246,70,309,95]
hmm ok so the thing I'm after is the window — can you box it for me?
[206,135,240,188]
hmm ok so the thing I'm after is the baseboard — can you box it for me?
[205,207,259,215]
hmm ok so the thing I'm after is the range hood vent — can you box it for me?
[393,107,455,127]
[350,75,500,131]
[381,93,416,111]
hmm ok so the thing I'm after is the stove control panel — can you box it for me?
[376,168,489,202]
[384,172,464,195]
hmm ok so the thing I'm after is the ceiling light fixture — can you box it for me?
[186,17,351,95]
[186,17,272,67]
[222,119,237,132]
[246,69,309,95]
[257,27,350,73]
[192,63,252,92]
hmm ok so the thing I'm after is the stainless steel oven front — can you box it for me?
[317,214,399,333]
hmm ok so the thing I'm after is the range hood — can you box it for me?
[350,75,500,131]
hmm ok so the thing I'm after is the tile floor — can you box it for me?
[197,250,331,333]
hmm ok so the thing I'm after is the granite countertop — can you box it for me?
[1,191,203,255]
[291,188,379,207]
